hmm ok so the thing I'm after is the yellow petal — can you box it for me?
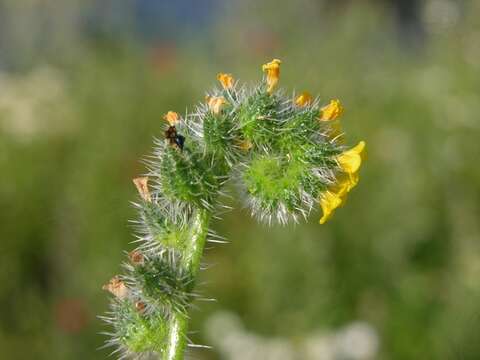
[217,73,234,89]
[335,172,359,199]
[133,177,152,202]
[337,152,361,174]
[206,95,227,115]
[163,111,180,126]
[262,58,281,71]
[262,59,281,94]
[337,141,366,174]
[319,99,343,121]
[319,191,343,224]
[295,92,313,107]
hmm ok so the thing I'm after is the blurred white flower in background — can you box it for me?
[205,311,296,360]
[332,322,379,360]
[205,311,379,360]
[0,66,75,142]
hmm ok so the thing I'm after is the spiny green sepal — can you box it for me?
[114,300,169,354]
[138,204,191,251]
[158,147,222,209]
[131,253,193,313]
[281,105,322,145]
[202,110,237,158]
[238,89,280,146]
[243,154,320,223]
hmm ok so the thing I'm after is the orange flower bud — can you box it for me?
[206,95,227,115]
[163,111,180,126]
[295,92,313,107]
[262,59,282,94]
[217,73,234,89]
[319,99,343,121]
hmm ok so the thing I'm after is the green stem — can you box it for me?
[165,209,211,360]
[185,209,211,278]
[165,313,188,360]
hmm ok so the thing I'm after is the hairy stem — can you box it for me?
[185,209,211,278]
[166,209,211,360]
[165,312,188,360]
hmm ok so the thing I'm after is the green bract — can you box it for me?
[113,300,168,354]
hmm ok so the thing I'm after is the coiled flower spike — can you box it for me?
[101,59,365,359]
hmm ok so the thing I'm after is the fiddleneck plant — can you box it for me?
[101,59,365,359]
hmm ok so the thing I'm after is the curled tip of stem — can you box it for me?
[101,59,364,359]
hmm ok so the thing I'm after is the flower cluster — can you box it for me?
[101,59,365,359]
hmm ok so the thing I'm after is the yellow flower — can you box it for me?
[337,141,366,174]
[319,99,343,121]
[133,177,152,202]
[163,111,180,126]
[319,153,362,224]
[262,59,281,94]
[319,191,343,224]
[295,92,313,107]
[206,95,227,115]
[217,73,234,89]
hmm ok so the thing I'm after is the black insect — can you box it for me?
[165,125,185,150]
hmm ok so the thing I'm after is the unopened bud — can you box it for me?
[163,111,180,126]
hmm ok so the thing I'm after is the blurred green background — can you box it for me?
[1,0,479,359]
